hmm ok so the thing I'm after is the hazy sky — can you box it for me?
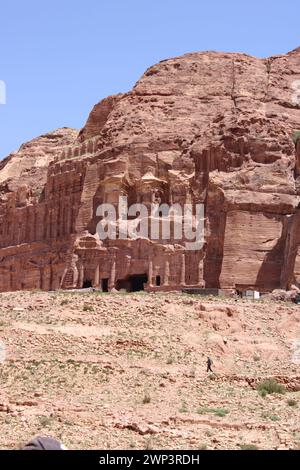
[0,0,299,159]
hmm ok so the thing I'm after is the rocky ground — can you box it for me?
[0,290,300,450]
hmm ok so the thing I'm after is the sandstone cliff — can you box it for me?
[0,48,300,292]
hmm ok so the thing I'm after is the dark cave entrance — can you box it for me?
[116,274,148,292]
[101,278,109,292]
[129,274,148,292]
[83,279,93,288]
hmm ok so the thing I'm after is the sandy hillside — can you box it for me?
[0,291,300,450]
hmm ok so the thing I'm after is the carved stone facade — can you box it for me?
[1,48,300,293]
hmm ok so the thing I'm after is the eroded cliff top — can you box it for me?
[0,48,300,194]
[0,127,78,190]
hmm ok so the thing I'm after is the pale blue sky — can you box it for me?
[0,0,299,159]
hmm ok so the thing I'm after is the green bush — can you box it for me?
[287,399,297,407]
[214,409,228,417]
[262,411,280,421]
[179,402,189,413]
[269,415,280,422]
[257,379,285,396]
[197,407,229,417]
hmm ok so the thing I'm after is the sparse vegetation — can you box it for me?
[144,437,153,450]
[166,355,174,364]
[0,290,299,449]
[179,401,189,413]
[128,439,136,449]
[83,304,93,312]
[142,391,151,404]
[239,444,259,450]
[39,415,52,427]
[64,419,74,426]
[270,415,280,421]
[214,409,228,417]
[257,379,286,396]
[262,412,281,421]
[198,444,207,450]
[197,407,229,417]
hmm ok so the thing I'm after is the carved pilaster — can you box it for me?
[164,259,170,286]
[148,258,153,287]
[180,253,186,286]
[109,259,116,290]
[94,264,100,288]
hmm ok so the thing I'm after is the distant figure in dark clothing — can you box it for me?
[206,356,213,373]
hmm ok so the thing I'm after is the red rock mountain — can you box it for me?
[1,48,300,293]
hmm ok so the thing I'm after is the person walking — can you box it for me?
[206,356,213,373]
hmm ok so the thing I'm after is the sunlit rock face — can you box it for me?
[0,48,300,293]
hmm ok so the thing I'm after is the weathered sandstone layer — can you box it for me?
[1,48,300,292]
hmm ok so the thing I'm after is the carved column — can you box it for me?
[78,263,84,288]
[51,266,59,290]
[125,255,131,275]
[40,267,44,290]
[49,260,53,290]
[109,257,116,290]
[48,208,52,240]
[180,253,186,286]
[94,264,100,288]
[148,258,153,287]
[163,258,170,287]
[73,264,78,288]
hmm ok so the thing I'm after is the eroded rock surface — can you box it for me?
[1,49,300,292]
